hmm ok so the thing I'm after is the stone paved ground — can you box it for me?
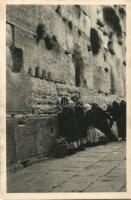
[7,141,126,192]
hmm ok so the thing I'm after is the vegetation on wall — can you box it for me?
[78,29,82,37]
[119,7,126,19]
[90,28,101,55]
[72,46,84,87]
[104,67,109,73]
[96,19,104,28]
[55,5,61,15]
[74,5,81,19]
[44,35,55,50]
[103,6,122,37]
[44,34,60,54]
[68,21,73,30]
[123,60,126,66]
[36,23,47,43]
[108,41,115,55]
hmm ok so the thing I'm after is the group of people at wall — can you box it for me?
[56,94,126,154]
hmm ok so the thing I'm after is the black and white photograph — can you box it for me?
[5,3,127,194]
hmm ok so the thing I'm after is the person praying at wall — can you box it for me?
[57,96,78,154]
[71,94,86,150]
[109,100,126,140]
[106,104,118,141]
[91,103,114,141]
[111,101,122,140]
[101,105,116,141]
[119,100,126,140]
[84,103,99,146]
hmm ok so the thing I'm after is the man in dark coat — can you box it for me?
[119,100,126,140]
[57,96,78,153]
[91,103,112,140]
[111,101,122,139]
[71,94,86,149]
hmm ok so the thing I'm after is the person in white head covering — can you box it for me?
[83,103,92,113]
[71,95,86,150]
[84,103,99,146]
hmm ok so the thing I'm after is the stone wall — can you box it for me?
[6,5,126,166]
[7,114,58,167]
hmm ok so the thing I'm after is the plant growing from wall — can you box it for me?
[108,41,115,55]
[104,67,109,73]
[90,28,101,55]
[96,19,104,28]
[36,23,47,43]
[118,37,122,45]
[87,45,92,52]
[62,17,67,23]
[65,50,71,55]
[103,31,107,36]
[44,34,60,53]
[78,29,82,37]
[44,35,55,50]
[74,5,81,18]
[119,7,126,19]
[68,21,73,30]
[123,60,126,66]
[103,53,106,61]
[103,6,122,37]
[72,46,84,87]
[55,5,61,15]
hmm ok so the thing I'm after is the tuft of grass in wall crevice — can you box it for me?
[103,6,122,37]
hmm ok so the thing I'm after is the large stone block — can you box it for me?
[110,59,125,97]
[6,116,17,166]
[6,69,32,113]
[6,5,39,33]
[31,78,57,96]
[83,64,94,89]
[50,11,68,50]
[93,64,111,93]
[14,114,58,161]
[14,27,36,73]
[56,83,79,97]
[112,34,123,58]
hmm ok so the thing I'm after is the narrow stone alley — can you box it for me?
[7,141,126,193]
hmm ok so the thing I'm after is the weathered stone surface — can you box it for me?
[6,5,39,33]
[85,179,125,192]
[31,78,57,96]
[6,46,13,69]
[7,142,126,192]
[56,83,80,96]
[7,115,58,163]
[6,5,126,113]
[6,23,13,47]
[6,69,32,113]
[6,116,17,166]
[6,5,126,165]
